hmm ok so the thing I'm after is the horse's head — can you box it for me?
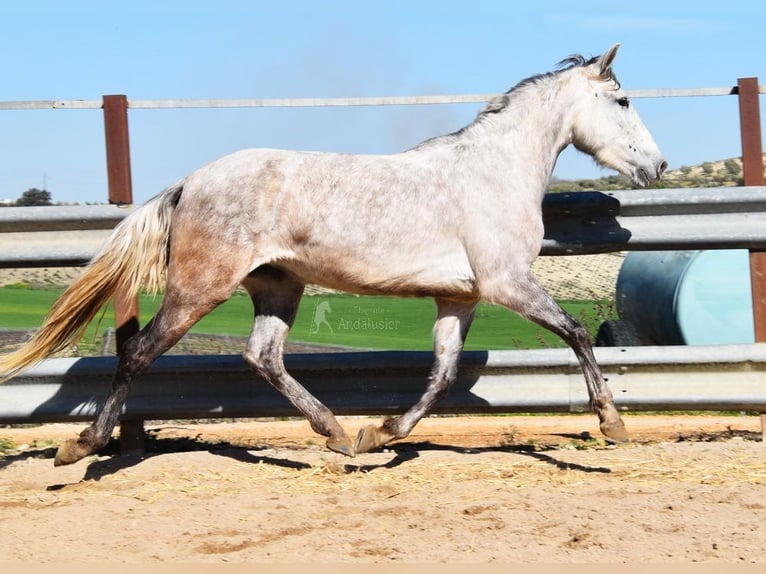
[569,43,667,188]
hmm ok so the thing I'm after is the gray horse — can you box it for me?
[1,44,666,466]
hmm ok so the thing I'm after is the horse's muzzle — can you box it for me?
[637,158,668,187]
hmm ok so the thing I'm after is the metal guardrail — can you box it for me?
[0,204,136,267]
[0,345,764,423]
[542,186,766,254]
[2,186,766,266]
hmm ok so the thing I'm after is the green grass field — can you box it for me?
[0,285,615,351]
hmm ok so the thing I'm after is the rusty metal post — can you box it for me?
[737,79,766,341]
[102,94,145,455]
[737,78,766,442]
[738,79,765,188]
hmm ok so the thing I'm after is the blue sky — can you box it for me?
[1,0,764,204]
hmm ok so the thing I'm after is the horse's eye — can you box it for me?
[617,97,630,109]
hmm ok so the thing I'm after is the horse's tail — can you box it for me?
[0,180,185,382]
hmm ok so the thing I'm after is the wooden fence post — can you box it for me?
[102,94,145,455]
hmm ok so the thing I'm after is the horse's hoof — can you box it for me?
[54,438,91,467]
[326,436,355,457]
[600,418,630,444]
[354,424,393,454]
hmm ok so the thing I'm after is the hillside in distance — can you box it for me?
[548,153,766,193]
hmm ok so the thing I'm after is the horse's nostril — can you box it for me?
[658,160,668,177]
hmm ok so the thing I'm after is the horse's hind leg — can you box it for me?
[355,298,477,454]
[54,246,246,465]
[490,273,628,442]
[54,291,230,465]
[241,267,355,457]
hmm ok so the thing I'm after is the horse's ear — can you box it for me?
[481,94,510,115]
[599,43,621,77]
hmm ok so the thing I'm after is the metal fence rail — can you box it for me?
[2,186,766,266]
[1,85,764,111]
[541,186,766,254]
[1,345,764,424]
[0,204,136,267]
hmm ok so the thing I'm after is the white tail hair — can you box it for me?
[0,180,184,381]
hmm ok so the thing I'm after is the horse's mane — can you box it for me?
[410,52,617,151]
[478,53,619,117]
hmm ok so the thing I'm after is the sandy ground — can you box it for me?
[1,415,764,564]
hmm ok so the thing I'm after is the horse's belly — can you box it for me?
[282,250,477,298]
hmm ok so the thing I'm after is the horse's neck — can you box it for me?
[485,87,571,183]
[449,83,575,199]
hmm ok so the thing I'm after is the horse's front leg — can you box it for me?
[490,273,629,442]
[355,298,477,454]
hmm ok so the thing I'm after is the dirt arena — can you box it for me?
[1,415,764,563]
